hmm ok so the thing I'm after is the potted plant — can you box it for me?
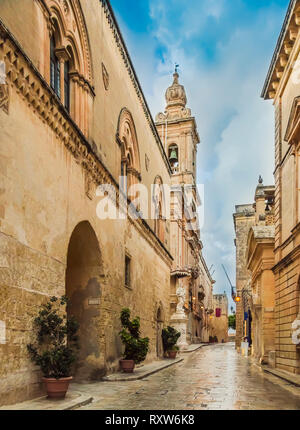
[119,308,149,373]
[27,296,79,399]
[162,326,181,359]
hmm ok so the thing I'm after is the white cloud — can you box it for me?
[113,0,286,307]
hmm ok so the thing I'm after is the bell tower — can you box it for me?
[155,71,200,178]
[155,71,202,348]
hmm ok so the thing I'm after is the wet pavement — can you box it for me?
[77,343,300,410]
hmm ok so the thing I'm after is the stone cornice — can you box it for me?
[0,18,173,266]
[101,0,172,175]
[155,116,200,145]
[272,243,300,273]
[262,0,300,100]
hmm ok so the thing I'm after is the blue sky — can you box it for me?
[110,0,289,311]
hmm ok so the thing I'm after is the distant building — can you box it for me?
[233,204,256,349]
[211,294,228,343]
[234,180,275,364]
[155,73,215,348]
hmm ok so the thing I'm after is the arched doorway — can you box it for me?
[156,305,165,358]
[66,221,103,380]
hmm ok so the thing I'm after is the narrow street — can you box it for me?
[75,343,300,410]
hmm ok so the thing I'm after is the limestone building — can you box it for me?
[234,180,275,362]
[155,73,215,348]
[233,204,256,349]
[0,0,214,406]
[262,0,300,375]
[211,294,228,343]
[246,180,276,365]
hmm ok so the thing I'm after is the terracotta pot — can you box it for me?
[120,359,135,373]
[167,350,178,359]
[42,376,73,399]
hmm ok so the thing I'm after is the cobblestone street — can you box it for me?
[76,343,300,410]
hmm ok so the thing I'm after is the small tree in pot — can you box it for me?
[162,326,181,358]
[27,296,79,399]
[119,308,149,373]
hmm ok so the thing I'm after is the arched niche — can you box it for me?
[65,221,103,380]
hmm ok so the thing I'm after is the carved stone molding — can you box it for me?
[0,84,9,114]
[0,19,173,267]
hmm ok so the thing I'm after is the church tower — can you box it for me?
[155,71,200,179]
[155,72,206,348]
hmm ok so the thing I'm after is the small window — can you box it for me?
[125,255,131,288]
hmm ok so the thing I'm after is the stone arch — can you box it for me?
[46,0,93,83]
[117,108,141,188]
[155,301,165,358]
[167,143,179,172]
[46,0,94,135]
[65,221,103,380]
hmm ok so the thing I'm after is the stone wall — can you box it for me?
[233,206,255,348]
[211,294,228,343]
[0,0,173,406]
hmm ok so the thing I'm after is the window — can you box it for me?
[125,255,131,288]
[64,61,70,112]
[168,144,179,173]
[50,36,60,98]
[216,308,222,318]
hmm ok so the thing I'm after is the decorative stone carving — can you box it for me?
[62,0,70,15]
[84,171,93,200]
[165,72,187,108]
[0,84,9,114]
[175,283,186,317]
[102,62,109,90]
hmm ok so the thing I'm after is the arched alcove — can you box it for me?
[65,221,103,380]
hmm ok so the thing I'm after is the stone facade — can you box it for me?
[0,0,214,406]
[0,0,174,406]
[233,205,255,349]
[262,0,300,375]
[234,182,276,361]
[155,73,214,349]
[211,294,229,343]
[246,181,276,365]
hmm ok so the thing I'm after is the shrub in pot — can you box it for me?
[27,296,79,399]
[162,326,181,358]
[119,308,149,373]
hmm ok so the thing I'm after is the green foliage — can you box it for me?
[27,296,79,379]
[119,308,149,364]
[162,326,181,352]
[228,314,236,330]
